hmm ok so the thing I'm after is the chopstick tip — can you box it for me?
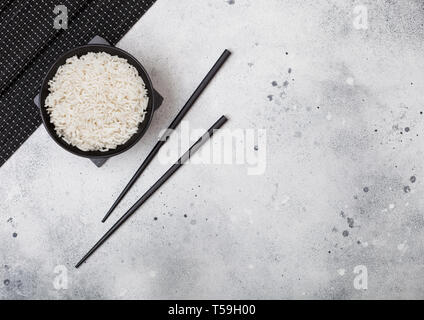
[102,208,114,222]
[75,259,85,269]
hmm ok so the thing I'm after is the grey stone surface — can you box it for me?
[1,0,424,299]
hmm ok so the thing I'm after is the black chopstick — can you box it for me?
[75,115,228,268]
[101,49,231,223]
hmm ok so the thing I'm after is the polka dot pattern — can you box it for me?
[0,0,156,167]
[0,0,89,91]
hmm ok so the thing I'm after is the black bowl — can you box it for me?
[39,44,159,160]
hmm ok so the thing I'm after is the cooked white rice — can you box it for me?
[45,52,149,152]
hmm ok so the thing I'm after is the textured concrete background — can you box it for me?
[1,0,424,299]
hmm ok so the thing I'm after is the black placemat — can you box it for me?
[0,0,157,167]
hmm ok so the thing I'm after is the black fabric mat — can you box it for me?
[0,0,157,167]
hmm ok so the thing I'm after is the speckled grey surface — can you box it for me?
[1,0,424,299]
